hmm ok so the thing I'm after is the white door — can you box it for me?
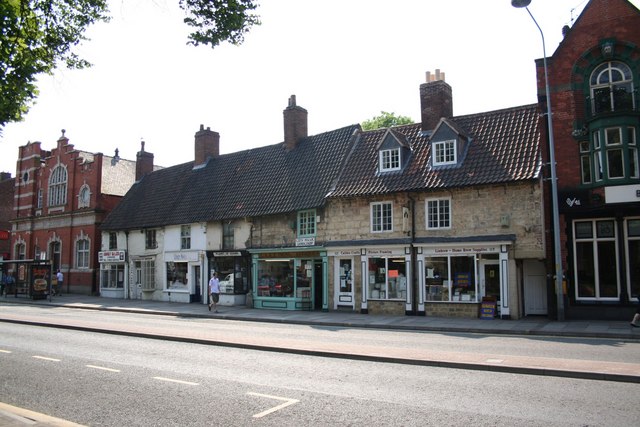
[334,258,355,310]
[524,260,547,315]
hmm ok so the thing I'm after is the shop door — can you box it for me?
[480,261,501,304]
[335,258,355,310]
[523,260,547,315]
[192,265,201,303]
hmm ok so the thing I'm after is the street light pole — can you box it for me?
[512,0,565,320]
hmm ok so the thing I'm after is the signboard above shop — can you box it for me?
[98,250,126,263]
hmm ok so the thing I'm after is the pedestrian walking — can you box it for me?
[55,270,64,296]
[631,295,640,328]
[208,272,220,313]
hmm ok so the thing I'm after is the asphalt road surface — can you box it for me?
[1,306,639,426]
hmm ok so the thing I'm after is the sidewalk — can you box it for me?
[2,293,639,340]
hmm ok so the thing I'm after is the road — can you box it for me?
[1,305,640,426]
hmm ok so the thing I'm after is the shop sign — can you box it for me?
[296,237,315,247]
[367,248,403,256]
[421,246,498,255]
[98,250,126,263]
[480,299,496,319]
[168,252,199,262]
[213,251,242,257]
[328,249,361,256]
[0,230,9,240]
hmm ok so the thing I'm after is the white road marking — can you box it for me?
[153,376,199,386]
[32,355,60,362]
[486,358,504,363]
[0,349,12,353]
[247,392,300,418]
[86,364,121,372]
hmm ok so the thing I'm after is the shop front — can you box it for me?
[98,250,126,299]
[327,248,360,311]
[250,248,327,311]
[207,251,250,306]
[416,241,511,318]
[164,250,205,303]
[359,246,412,315]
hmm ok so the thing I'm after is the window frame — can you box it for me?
[370,202,393,233]
[48,164,68,207]
[379,148,401,172]
[433,140,457,166]
[145,229,157,250]
[297,209,317,237]
[76,238,90,269]
[425,198,452,230]
[180,225,191,250]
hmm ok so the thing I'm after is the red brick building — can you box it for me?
[10,131,153,294]
[536,0,640,319]
[0,172,15,261]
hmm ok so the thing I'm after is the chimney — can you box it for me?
[420,69,453,132]
[194,125,220,168]
[283,95,308,151]
[136,140,154,181]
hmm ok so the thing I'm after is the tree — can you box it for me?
[361,111,414,131]
[0,0,260,131]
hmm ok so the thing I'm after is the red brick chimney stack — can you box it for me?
[283,95,308,151]
[420,69,453,133]
[194,125,220,168]
[136,140,154,181]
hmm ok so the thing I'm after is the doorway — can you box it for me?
[480,260,501,303]
[334,258,355,310]
[523,260,547,315]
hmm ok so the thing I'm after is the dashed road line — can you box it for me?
[247,392,299,418]
[32,355,60,362]
[86,364,121,372]
[153,376,199,386]
[0,349,12,353]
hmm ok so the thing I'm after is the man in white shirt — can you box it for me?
[55,270,64,296]
[208,272,220,313]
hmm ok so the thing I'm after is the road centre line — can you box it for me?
[86,364,121,372]
[247,392,300,418]
[32,355,60,362]
[0,349,12,353]
[153,376,199,386]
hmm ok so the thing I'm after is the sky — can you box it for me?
[3,0,637,173]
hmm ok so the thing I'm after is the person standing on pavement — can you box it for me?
[208,272,220,313]
[55,269,63,296]
[631,295,640,328]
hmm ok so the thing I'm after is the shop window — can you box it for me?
[48,164,68,206]
[180,225,191,250]
[101,264,124,288]
[574,219,620,300]
[625,219,640,300]
[257,259,294,297]
[136,259,156,291]
[425,255,477,302]
[371,202,393,233]
[379,148,401,172]
[76,238,90,269]
[433,140,456,166]
[367,257,406,300]
[145,229,157,249]
[426,198,451,229]
[297,210,316,237]
[167,262,188,289]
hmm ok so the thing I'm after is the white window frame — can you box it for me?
[76,238,90,269]
[180,225,191,250]
[426,198,451,230]
[48,164,68,206]
[379,148,401,172]
[433,140,457,166]
[297,209,316,237]
[78,185,91,208]
[136,259,156,291]
[371,202,393,233]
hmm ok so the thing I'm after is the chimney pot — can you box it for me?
[420,70,453,132]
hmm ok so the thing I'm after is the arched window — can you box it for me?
[48,165,68,206]
[590,61,635,114]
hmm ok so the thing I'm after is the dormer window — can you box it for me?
[379,148,401,172]
[433,140,457,166]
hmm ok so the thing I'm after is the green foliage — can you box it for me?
[179,0,261,48]
[0,1,261,132]
[0,0,110,130]
[361,111,414,131]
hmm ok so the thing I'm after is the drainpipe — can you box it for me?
[407,195,417,315]
[125,230,129,299]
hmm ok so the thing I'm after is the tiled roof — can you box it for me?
[328,104,541,198]
[101,125,360,230]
